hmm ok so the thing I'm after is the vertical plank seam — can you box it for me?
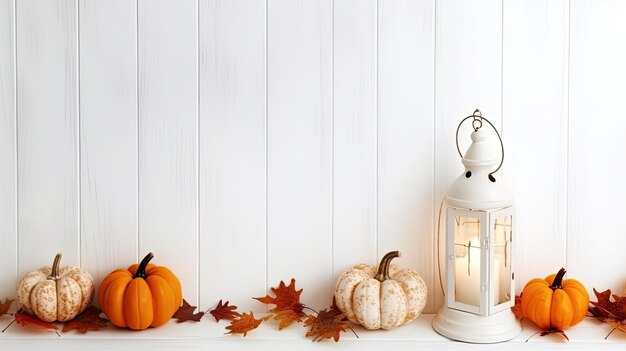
[499,0,504,303]
[265,0,269,299]
[500,0,504,135]
[13,0,18,277]
[77,0,82,266]
[331,0,335,280]
[375,0,379,264]
[565,0,571,271]
[432,0,438,312]
[136,0,140,263]
[196,0,200,308]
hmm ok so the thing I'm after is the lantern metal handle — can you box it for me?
[455,109,505,181]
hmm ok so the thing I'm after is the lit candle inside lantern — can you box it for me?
[493,257,501,305]
[455,241,481,306]
[455,241,499,307]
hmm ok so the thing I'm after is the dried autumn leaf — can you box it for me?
[525,328,569,343]
[2,310,59,335]
[173,299,205,323]
[589,288,626,321]
[0,299,14,316]
[304,307,352,342]
[62,306,108,334]
[511,295,523,320]
[589,288,626,339]
[604,318,626,339]
[16,311,59,331]
[210,300,240,322]
[225,311,269,337]
[539,329,569,342]
[254,278,305,329]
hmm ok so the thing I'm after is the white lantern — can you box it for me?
[432,110,521,343]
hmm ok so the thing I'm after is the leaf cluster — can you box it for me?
[588,288,626,339]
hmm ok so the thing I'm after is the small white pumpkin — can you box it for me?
[17,253,94,322]
[334,251,427,330]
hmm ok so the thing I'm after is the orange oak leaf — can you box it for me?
[209,300,240,322]
[225,311,270,337]
[589,288,626,321]
[62,306,108,333]
[2,310,60,335]
[15,311,59,331]
[173,299,205,323]
[304,306,353,342]
[0,299,14,316]
[254,278,305,329]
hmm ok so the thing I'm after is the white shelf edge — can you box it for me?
[1,314,624,350]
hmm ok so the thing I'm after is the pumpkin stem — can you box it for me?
[134,252,155,279]
[550,268,567,290]
[375,251,401,282]
[48,253,62,279]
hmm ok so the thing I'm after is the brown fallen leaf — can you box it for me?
[589,288,626,321]
[589,288,626,339]
[605,318,626,339]
[304,306,354,342]
[524,328,569,343]
[209,300,240,322]
[0,299,14,317]
[63,306,108,334]
[173,299,205,323]
[226,311,269,337]
[254,278,305,329]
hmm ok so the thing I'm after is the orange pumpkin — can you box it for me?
[98,253,182,330]
[520,268,589,330]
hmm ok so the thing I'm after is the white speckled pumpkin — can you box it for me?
[334,251,427,330]
[17,253,94,322]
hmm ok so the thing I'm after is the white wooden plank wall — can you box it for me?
[568,0,626,295]
[0,0,16,299]
[503,0,569,291]
[332,0,377,290]
[267,0,333,309]
[1,0,626,314]
[16,0,79,273]
[138,0,199,305]
[378,0,435,312]
[79,0,138,305]
[199,0,266,311]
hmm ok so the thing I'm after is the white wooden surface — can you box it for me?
[1,0,626,333]
[138,0,199,305]
[0,0,16,300]
[79,0,138,304]
[198,0,266,312]
[16,0,80,273]
[1,312,625,350]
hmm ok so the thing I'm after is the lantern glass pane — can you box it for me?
[493,214,512,306]
[454,216,481,307]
